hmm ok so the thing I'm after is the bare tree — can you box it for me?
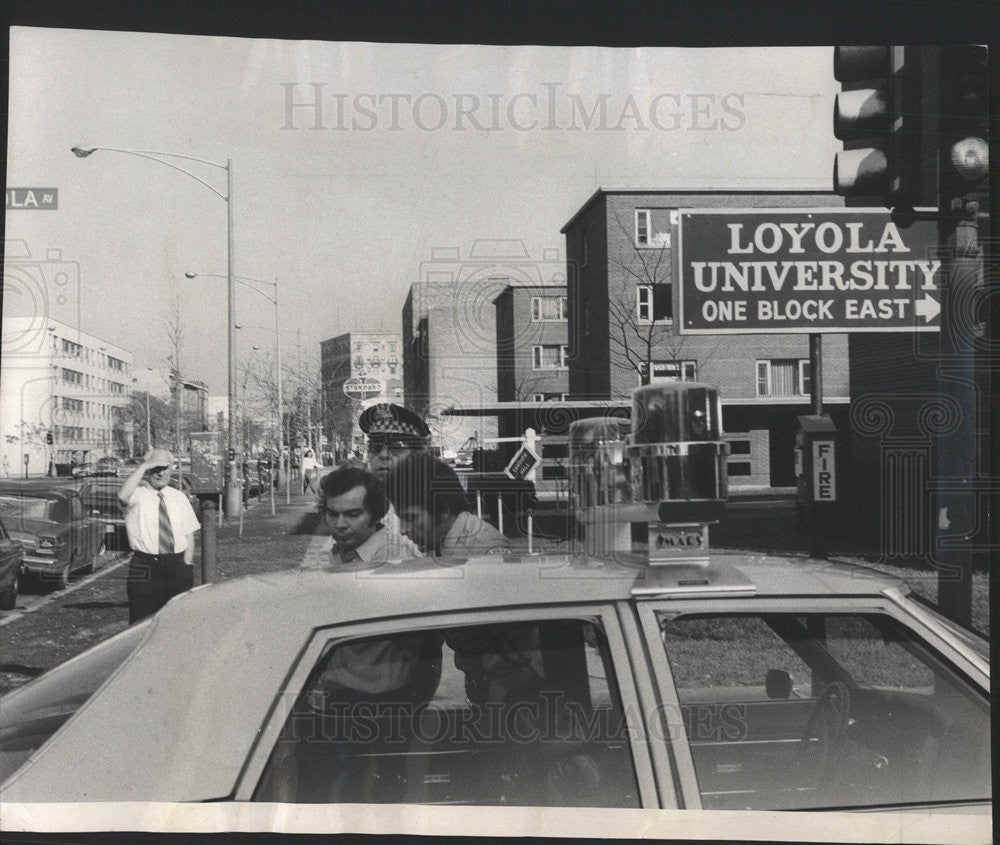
[605,211,682,388]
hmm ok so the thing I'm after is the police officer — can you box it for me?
[358,403,430,559]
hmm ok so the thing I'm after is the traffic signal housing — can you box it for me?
[938,45,989,207]
[833,46,928,207]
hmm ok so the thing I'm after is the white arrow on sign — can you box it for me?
[914,293,940,323]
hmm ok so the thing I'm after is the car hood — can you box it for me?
[0,590,305,802]
[5,519,62,543]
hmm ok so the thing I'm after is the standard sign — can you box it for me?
[676,209,941,334]
[343,376,383,400]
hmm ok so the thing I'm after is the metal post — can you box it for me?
[809,334,824,416]
[224,157,242,519]
[935,200,979,626]
[200,495,217,584]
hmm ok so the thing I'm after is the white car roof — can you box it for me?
[1,552,908,803]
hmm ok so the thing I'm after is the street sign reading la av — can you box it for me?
[675,209,941,335]
[343,376,384,401]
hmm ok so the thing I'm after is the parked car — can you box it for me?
[0,482,107,590]
[93,457,120,477]
[70,462,96,479]
[0,552,988,818]
[76,478,128,551]
[117,457,144,478]
[0,515,24,610]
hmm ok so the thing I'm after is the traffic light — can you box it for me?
[46,431,54,445]
[833,46,926,206]
[938,45,989,205]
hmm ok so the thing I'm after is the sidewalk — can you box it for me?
[206,487,325,582]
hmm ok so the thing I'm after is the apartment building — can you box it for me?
[321,330,404,456]
[1,316,132,475]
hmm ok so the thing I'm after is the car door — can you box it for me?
[235,604,661,807]
[635,597,992,812]
[0,517,22,591]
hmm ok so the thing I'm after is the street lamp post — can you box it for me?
[235,321,299,505]
[71,145,241,517]
[189,273,286,506]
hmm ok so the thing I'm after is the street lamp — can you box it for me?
[236,321,301,505]
[71,145,241,517]
[188,272,286,505]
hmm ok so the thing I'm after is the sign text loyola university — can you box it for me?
[675,210,941,334]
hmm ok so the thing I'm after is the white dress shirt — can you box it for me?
[124,484,200,554]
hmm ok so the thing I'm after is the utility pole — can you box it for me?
[933,45,989,627]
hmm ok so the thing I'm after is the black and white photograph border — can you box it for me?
[0,0,996,842]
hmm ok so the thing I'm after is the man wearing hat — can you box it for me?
[118,448,201,623]
[358,403,431,559]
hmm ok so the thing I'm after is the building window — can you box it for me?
[531,296,567,322]
[61,339,82,357]
[756,359,811,397]
[638,360,697,384]
[61,368,83,385]
[636,284,672,323]
[635,208,672,248]
[635,209,650,246]
[532,344,568,370]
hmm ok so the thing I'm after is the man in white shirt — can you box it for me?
[118,448,201,624]
[320,465,388,566]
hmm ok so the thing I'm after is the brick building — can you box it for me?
[321,330,403,456]
[561,189,851,487]
[402,280,505,453]
[494,284,569,403]
[1,316,132,475]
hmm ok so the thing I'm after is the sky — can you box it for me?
[4,29,840,395]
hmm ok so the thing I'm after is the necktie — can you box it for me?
[158,492,173,554]
[341,548,360,563]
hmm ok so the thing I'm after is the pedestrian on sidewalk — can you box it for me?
[301,448,319,494]
[118,448,200,624]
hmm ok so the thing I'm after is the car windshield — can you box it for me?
[0,620,152,784]
[0,495,56,522]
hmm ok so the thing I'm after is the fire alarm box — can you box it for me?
[795,415,837,516]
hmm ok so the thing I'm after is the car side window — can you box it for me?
[253,618,640,807]
[657,612,991,811]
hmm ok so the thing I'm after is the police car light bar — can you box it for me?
[569,382,729,566]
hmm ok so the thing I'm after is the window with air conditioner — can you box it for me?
[532,345,568,370]
[634,209,671,248]
[638,360,697,384]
